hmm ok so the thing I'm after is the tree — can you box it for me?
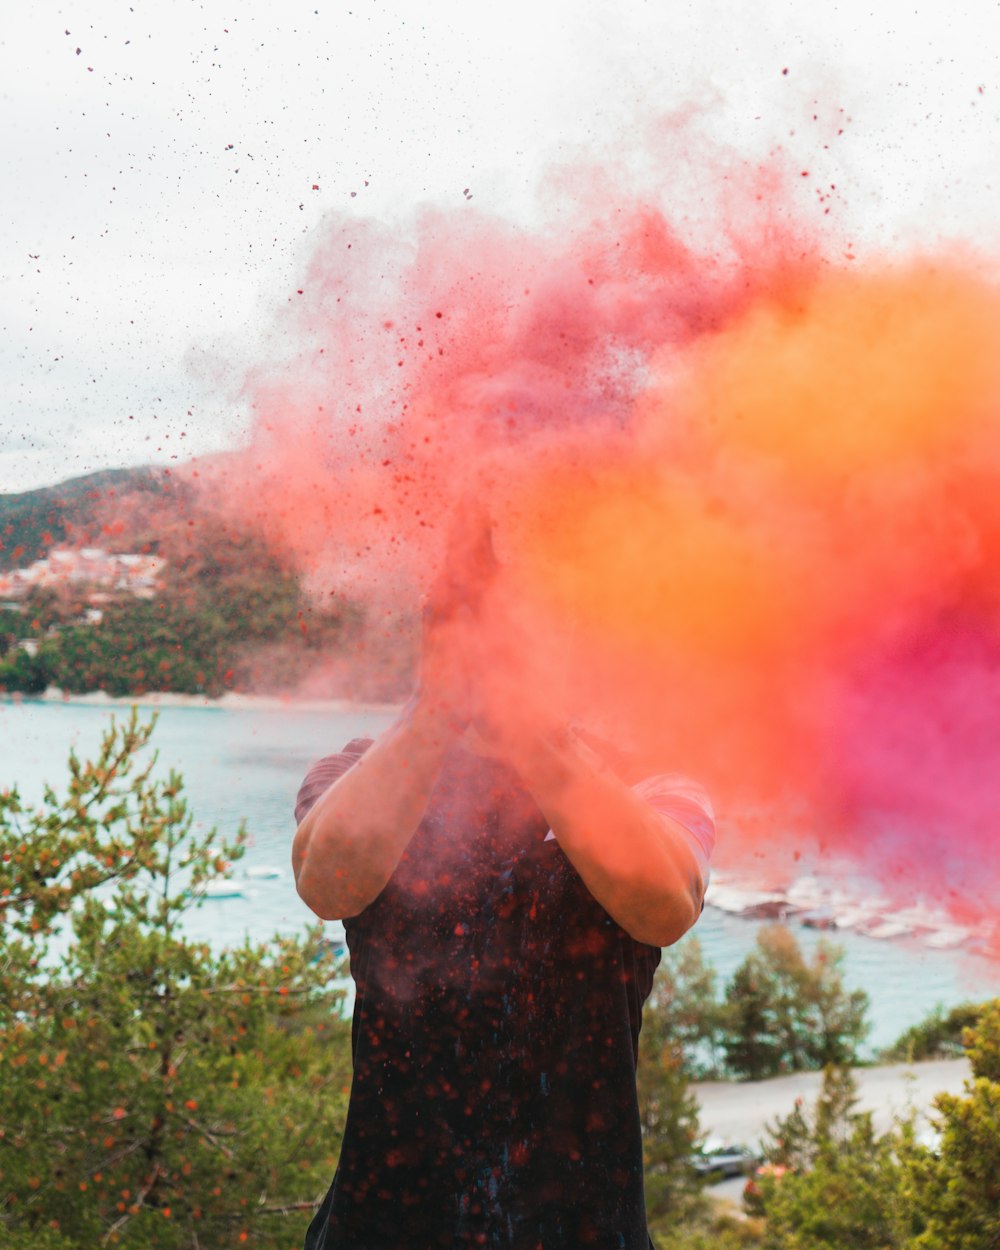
[637,1028,704,1233]
[646,937,727,1079]
[748,1066,920,1250]
[909,999,1000,1249]
[0,712,352,1248]
[0,645,53,695]
[20,512,363,698]
[721,926,870,1080]
[881,1001,987,1063]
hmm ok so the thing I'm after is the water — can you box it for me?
[3,698,999,1054]
[0,697,394,948]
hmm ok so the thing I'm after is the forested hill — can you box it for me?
[0,463,413,700]
[0,466,173,571]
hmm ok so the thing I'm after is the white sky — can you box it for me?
[2,0,998,493]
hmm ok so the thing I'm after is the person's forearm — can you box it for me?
[292,698,457,921]
[509,730,705,947]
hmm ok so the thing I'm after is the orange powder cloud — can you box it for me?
[211,191,1000,938]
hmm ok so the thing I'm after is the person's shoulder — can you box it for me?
[294,737,374,824]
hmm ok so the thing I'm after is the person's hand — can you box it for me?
[413,501,499,736]
[414,598,475,736]
[464,585,565,768]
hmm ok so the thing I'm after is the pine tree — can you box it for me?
[0,712,352,1248]
[910,1000,1000,1249]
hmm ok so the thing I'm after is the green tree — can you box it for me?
[748,1066,920,1250]
[49,598,231,696]
[638,1030,704,1234]
[646,937,726,1079]
[0,645,53,694]
[28,514,363,698]
[909,999,1000,1249]
[722,926,869,1080]
[0,712,352,1248]
[881,1001,987,1063]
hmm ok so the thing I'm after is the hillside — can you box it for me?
[0,466,410,700]
[0,466,174,571]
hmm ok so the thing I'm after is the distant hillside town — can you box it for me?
[0,546,166,607]
[0,467,393,699]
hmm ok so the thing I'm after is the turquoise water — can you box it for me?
[3,698,998,1054]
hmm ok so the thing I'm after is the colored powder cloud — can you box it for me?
[209,155,1000,942]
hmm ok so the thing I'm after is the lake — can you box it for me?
[3,697,998,1055]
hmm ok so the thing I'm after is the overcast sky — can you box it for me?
[2,0,998,494]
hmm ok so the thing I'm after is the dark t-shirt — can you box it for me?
[295,739,709,1250]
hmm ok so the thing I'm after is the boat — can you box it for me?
[861,918,914,940]
[738,898,802,921]
[314,935,348,961]
[830,906,874,931]
[892,904,948,933]
[799,908,838,931]
[784,876,828,910]
[924,925,972,950]
[201,878,247,900]
[704,884,790,916]
[244,865,284,880]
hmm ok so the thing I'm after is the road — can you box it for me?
[693,1057,970,1206]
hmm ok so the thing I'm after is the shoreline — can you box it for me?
[1,686,403,716]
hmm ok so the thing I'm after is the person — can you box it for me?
[291,527,715,1250]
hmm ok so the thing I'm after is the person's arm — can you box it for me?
[292,543,481,922]
[292,694,460,920]
[503,727,709,947]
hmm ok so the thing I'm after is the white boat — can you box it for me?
[705,884,789,915]
[201,878,247,900]
[924,926,972,950]
[863,919,914,940]
[244,865,284,880]
[892,904,949,932]
[829,906,870,930]
[784,876,828,910]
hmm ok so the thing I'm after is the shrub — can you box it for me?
[881,1001,987,1063]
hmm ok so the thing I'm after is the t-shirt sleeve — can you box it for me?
[631,772,716,894]
[293,737,374,825]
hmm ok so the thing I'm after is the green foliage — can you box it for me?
[45,598,231,696]
[637,1026,704,1231]
[647,938,726,1079]
[0,520,360,698]
[0,712,351,1248]
[762,1064,862,1174]
[743,1009,1000,1250]
[748,1066,922,1250]
[0,467,166,572]
[0,645,53,694]
[908,999,1000,1250]
[756,1121,917,1250]
[641,929,870,1084]
[721,926,870,1080]
[881,1001,987,1063]
[652,1208,766,1249]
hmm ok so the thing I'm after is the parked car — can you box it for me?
[687,1139,762,1180]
